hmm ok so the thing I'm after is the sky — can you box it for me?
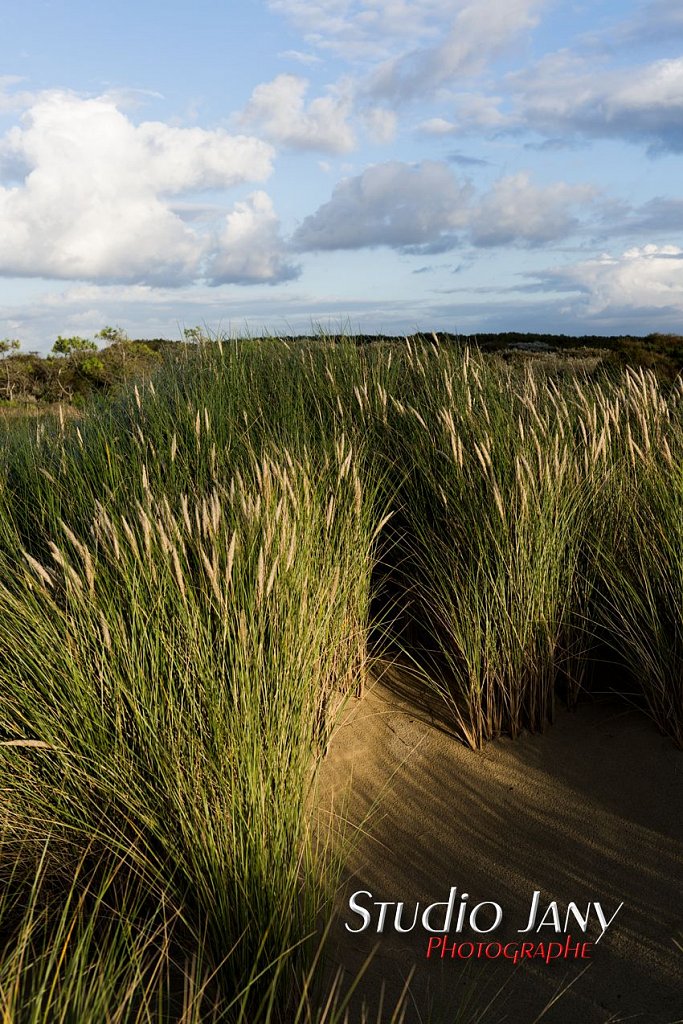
[0,0,682,352]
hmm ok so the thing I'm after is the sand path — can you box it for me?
[317,669,683,1023]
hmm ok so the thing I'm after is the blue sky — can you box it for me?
[0,0,682,351]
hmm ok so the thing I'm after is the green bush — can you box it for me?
[51,335,98,356]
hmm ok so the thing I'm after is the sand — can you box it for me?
[317,667,683,1023]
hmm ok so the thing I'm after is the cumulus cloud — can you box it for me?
[256,2,541,158]
[470,173,596,246]
[0,77,42,115]
[293,161,473,252]
[206,192,300,285]
[292,161,595,253]
[240,74,355,153]
[546,244,683,315]
[0,91,297,286]
[514,54,683,153]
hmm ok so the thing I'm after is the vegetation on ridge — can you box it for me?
[1,326,683,411]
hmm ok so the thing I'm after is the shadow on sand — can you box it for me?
[317,663,682,1023]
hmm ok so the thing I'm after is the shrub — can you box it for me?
[96,325,129,344]
[52,335,98,356]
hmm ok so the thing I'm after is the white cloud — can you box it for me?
[514,54,683,153]
[293,161,595,253]
[256,2,542,159]
[268,0,459,61]
[0,77,39,115]
[366,0,544,103]
[418,95,506,135]
[293,160,473,252]
[240,74,355,153]
[449,93,508,130]
[206,192,299,285]
[360,106,397,143]
[269,1,545,105]
[551,244,683,315]
[0,91,288,286]
[418,117,459,136]
[470,173,596,246]
[278,49,323,66]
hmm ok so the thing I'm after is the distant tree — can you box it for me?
[96,325,129,344]
[0,340,22,401]
[52,335,98,356]
[182,326,207,345]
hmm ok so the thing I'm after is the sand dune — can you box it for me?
[318,670,683,1023]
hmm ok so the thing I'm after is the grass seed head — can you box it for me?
[256,545,265,603]
[22,550,54,589]
[266,555,279,598]
[120,516,140,561]
[171,547,186,600]
[98,610,112,651]
[137,503,153,558]
[225,529,237,585]
[285,526,297,571]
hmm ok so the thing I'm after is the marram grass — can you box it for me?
[0,335,681,1022]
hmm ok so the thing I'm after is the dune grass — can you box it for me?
[356,341,683,749]
[0,340,385,1021]
[0,334,680,1022]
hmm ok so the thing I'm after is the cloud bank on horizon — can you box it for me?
[0,0,681,349]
